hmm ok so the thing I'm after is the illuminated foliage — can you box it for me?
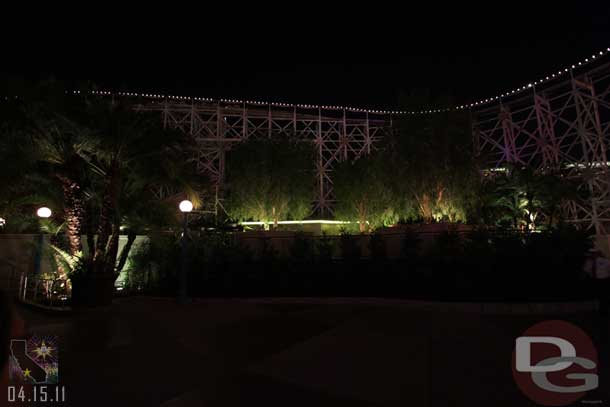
[225,136,314,227]
[331,95,478,229]
[389,93,479,223]
[473,165,579,230]
[2,88,200,303]
[333,153,396,232]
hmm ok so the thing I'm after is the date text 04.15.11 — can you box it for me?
[8,386,66,403]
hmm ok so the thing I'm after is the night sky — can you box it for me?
[2,5,609,110]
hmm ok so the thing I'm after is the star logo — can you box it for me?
[32,341,54,361]
[9,335,59,384]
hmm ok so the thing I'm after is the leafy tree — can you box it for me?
[332,93,478,229]
[389,93,479,223]
[225,136,313,228]
[333,152,396,232]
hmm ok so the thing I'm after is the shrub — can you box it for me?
[119,225,593,300]
[369,232,386,260]
[401,228,421,261]
[339,230,361,261]
[463,227,494,277]
[290,232,314,262]
[316,232,334,262]
[433,229,463,263]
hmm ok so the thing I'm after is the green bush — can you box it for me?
[339,231,361,261]
[316,233,334,261]
[369,232,386,260]
[122,225,593,300]
[432,229,463,264]
[290,232,314,262]
[401,228,421,261]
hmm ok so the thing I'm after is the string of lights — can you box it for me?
[3,47,610,115]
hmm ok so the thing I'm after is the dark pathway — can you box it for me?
[15,298,610,406]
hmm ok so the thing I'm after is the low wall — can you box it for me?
[237,231,308,258]
[3,227,599,289]
[236,223,474,259]
[0,234,149,294]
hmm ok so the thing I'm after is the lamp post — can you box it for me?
[178,200,193,303]
[34,207,52,275]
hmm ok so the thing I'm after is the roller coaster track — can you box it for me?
[75,49,610,233]
[136,102,392,217]
[472,61,610,233]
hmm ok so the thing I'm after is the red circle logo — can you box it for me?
[512,320,598,406]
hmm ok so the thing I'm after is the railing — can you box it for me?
[18,272,70,308]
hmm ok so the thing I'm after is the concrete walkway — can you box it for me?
[15,297,610,406]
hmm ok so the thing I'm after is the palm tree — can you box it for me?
[26,97,201,305]
[31,114,97,255]
[476,165,578,230]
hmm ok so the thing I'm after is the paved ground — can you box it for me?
[14,298,610,407]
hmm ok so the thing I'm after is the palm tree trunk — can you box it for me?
[58,176,83,255]
[94,187,113,266]
[94,162,120,273]
[105,227,120,275]
[86,201,96,260]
